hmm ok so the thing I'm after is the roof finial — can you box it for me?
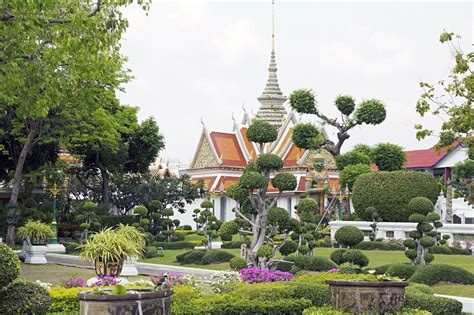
[272,0,275,52]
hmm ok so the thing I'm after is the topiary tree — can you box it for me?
[336,151,371,171]
[334,226,364,248]
[219,220,239,242]
[404,211,442,265]
[339,164,372,192]
[352,171,440,222]
[75,201,102,243]
[195,200,222,250]
[294,197,321,256]
[408,197,434,217]
[0,243,20,288]
[366,206,382,242]
[228,120,297,264]
[372,143,406,171]
[453,160,474,206]
[289,90,386,157]
[329,248,369,269]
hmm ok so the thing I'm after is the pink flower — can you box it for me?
[239,267,294,283]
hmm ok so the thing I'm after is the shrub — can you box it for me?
[0,243,20,287]
[202,250,235,265]
[330,249,347,265]
[278,256,336,273]
[409,264,474,285]
[176,250,207,264]
[303,306,431,315]
[65,241,80,253]
[354,241,404,251]
[386,263,417,280]
[150,241,194,250]
[180,225,192,230]
[0,280,51,314]
[336,151,371,171]
[342,250,369,267]
[334,226,364,247]
[246,120,278,144]
[100,214,138,227]
[408,197,434,217]
[239,267,294,283]
[406,282,433,295]
[220,234,232,242]
[290,283,331,307]
[171,233,186,242]
[429,245,451,255]
[373,264,391,275]
[352,171,439,221]
[144,246,159,258]
[405,292,463,315]
[219,221,239,236]
[221,241,245,249]
[48,286,85,313]
[229,257,247,271]
[279,240,299,256]
[449,246,471,255]
[371,143,406,171]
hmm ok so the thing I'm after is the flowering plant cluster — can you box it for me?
[35,280,53,289]
[328,268,340,273]
[93,275,117,287]
[239,267,294,283]
[64,278,86,288]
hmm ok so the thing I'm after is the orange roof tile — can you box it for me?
[191,176,217,190]
[240,127,257,161]
[215,176,240,191]
[210,132,247,167]
[283,144,305,167]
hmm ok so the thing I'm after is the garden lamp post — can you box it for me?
[43,176,68,253]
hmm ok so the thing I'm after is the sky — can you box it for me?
[118,1,473,165]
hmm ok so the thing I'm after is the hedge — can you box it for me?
[352,171,439,222]
[409,264,474,285]
[150,241,195,250]
[100,214,138,227]
[303,306,431,315]
[354,241,404,251]
[386,263,417,280]
[0,243,20,287]
[277,256,336,273]
[0,280,51,314]
[405,292,462,315]
[202,250,235,265]
[221,241,245,249]
[176,250,234,265]
[48,286,84,313]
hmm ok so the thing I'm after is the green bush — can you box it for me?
[354,241,404,251]
[176,250,207,264]
[278,256,336,273]
[0,243,20,287]
[352,171,439,221]
[406,283,433,295]
[386,263,417,280]
[290,283,330,307]
[342,250,369,267]
[144,246,162,258]
[100,214,138,227]
[408,197,434,216]
[303,306,431,315]
[334,226,364,247]
[372,264,391,274]
[65,242,80,254]
[409,264,474,285]
[221,241,245,249]
[449,247,471,255]
[150,241,195,250]
[220,234,232,242]
[48,286,84,313]
[0,280,51,314]
[219,221,239,236]
[279,240,299,256]
[229,257,247,271]
[405,292,463,315]
[330,249,347,265]
[246,120,278,144]
[202,250,235,265]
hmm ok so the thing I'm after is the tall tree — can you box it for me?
[0,0,150,246]
[290,91,386,156]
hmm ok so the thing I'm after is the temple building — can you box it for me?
[176,8,340,226]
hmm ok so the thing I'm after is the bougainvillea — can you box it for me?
[239,267,294,283]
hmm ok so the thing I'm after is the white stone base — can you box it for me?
[24,245,48,264]
[121,257,139,276]
[46,243,66,253]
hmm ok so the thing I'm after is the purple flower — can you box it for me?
[150,272,186,288]
[328,268,340,273]
[93,275,117,287]
[239,267,294,283]
[64,278,86,288]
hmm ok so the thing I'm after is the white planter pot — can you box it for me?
[24,245,48,264]
[120,256,139,276]
[46,243,66,253]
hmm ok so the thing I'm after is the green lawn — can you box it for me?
[142,247,474,273]
[432,284,474,298]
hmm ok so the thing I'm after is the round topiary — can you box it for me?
[423,252,434,264]
[342,249,369,267]
[408,197,434,217]
[200,200,214,210]
[256,153,283,171]
[133,205,148,216]
[405,249,417,261]
[417,222,433,233]
[268,207,291,228]
[279,240,298,256]
[289,89,317,114]
[272,173,297,191]
[354,99,386,125]
[386,263,417,280]
[420,236,435,248]
[297,198,318,215]
[298,245,310,255]
[220,234,232,242]
[336,151,371,171]
[0,280,51,314]
[0,243,20,287]
[330,249,347,265]
[335,95,356,116]
[291,123,322,150]
[246,120,278,144]
[257,245,274,258]
[426,212,440,222]
[161,208,174,217]
[219,221,239,236]
[239,171,266,190]
[334,226,364,247]
[403,239,416,249]
[409,230,422,239]
[409,214,426,223]
[229,257,247,271]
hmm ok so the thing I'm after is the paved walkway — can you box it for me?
[45,253,220,278]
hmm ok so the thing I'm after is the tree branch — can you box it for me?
[0,8,14,21]
[233,206,257,228]
[268,191,282,209]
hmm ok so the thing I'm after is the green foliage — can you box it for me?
[289,89,317,114]
[335,95,356,116]
[354,99,387,125]
[336,151,371,171]
[372,143,406,171]
[229,257,247,271]
[339,164,372,191]
[292,123,322,150]
[290,283,331,308]
[279,240,299,256]
[352,171,440,221]
[226,183,248,202]
[0,280,51,314]
[176,250,207,264]
[334,226,364,247]
[112,285,127,295]
[220,234,232,242]
[200,200,213,210]
[409,264,474,285]
[342,250,369,267]
[239,171,266,190]
[202,250,235,265]
[419,236,435,248]
[149,241,195,250]
[16,220,54,245]
[133,205,148,216]
[409,213,426,223]
[256,153,283,171]
[268,207,291,227]
[405,291,463,315]
[0,243,20,287]
[246,120,278,144]
[278,256,336,273]
[48,286,84,313]
[354,241,405,251]
[144,246,159,258]
[386,264,417,280]
[298,245,310,255]
[219,221,239,236]
[297,198,318,215]
[330,249,347,265]
[221,241,246,249]
[257,245,274,258]
[272,172,297,191]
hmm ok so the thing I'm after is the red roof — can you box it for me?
[403,142,460,169]
[210,132,247,167]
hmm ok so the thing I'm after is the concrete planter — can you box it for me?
[46,243,66,253]
[78,288,172,315]
[121,257,139,276]
[326,280,408,314]
[24,245,48,264]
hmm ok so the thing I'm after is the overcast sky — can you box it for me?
[118,1,473,165]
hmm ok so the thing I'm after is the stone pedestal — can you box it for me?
[326,280,408,314]
[121,257,139,276]
[24,245,48,264]
[46,243,66,253]
[79,289,172,315]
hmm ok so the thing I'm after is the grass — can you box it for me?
[19,263,147,285]
[432,284,474,298]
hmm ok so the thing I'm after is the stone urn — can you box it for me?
[121,256,139,276]
[24,245,48,264]
[326,280,408,314]
[78,288,172,315]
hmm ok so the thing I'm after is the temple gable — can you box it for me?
[191,134,220,169]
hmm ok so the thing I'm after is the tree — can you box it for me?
[372,143,406,171]
[415,32,473,158]
[227,120,297,263]
[365,206,382,242]
[289,90,386,156]
[194,200,221,251]
[335,151,371,171]
[0,1,151,246]
[339,164,372,191]
[453,160,474,205]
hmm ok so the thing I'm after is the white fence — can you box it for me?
[329,221,474,244]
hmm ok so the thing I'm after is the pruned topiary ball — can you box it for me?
[408,197,434,216]
[246,120,278,144]
[335,95,356,116]
[334,226,364,247]
[272,173,297,192]
[256,153,283,172]
[239,171,266,190]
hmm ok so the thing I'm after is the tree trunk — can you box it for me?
[98,163,110,210]
[5,123,38,246]
[445,180,453,223]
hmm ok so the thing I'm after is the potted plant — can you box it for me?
[79,227,143,277]
[116,224,146,276]
[17,220,54,264]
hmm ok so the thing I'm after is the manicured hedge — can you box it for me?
[405,292,463,315]
[100,214,138,227]
[150,241,195,250]
[303,306,431,315]
[352,171,439,221]
[48,286,84,313]
[221,241,245,249]
[277,256,336,273]
[409,264,474,285]
[354,241,404,251]
[0,243,20,287]
[176,250,234,265]
[386,263,417,280]
[0,280,51,314]
[176,250,207,264]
